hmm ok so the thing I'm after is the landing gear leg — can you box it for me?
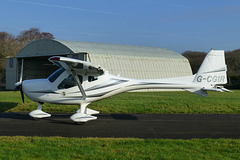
[29,103,51,119]
[70,103,99,123]
[76,103,88,114]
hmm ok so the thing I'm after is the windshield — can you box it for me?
[48,68,65,83]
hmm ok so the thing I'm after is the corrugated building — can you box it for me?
[6,39,192,90]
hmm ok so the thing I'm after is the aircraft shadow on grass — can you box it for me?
[0,104,32,121]
[0,102,18,113]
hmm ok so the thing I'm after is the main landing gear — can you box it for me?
[70,103,99,123]
[29,102,99,123]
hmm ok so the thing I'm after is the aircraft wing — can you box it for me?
[49,56,105,100]
[49,56,105,75]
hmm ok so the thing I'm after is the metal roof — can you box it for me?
[56,39,184,59]
[16,39,184,59]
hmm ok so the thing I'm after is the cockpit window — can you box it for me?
[48,68,65,83]
[58,75,83,89]
[88,76,98,82]
[58,75,76,89]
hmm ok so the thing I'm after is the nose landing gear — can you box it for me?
[29,103,51,119]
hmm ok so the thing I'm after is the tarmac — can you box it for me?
[0,113,240,139]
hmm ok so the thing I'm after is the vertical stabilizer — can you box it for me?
[193,50,227,86]
[186,50,230,97]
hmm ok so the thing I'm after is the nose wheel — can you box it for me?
[29,103,51,119]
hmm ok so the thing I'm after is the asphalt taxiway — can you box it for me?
[0,113,240,139]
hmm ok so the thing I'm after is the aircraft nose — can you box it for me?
[22,80,33,94]
[22,79,50,101]
[22,79,49,92]
[21,81,28,94]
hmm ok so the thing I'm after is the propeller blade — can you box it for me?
[20,85,24,103]
[19,59,24,84]
[15,59,25,103]
[15,59,24,88]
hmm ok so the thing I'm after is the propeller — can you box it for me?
[15,59,25,103]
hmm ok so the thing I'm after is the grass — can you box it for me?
[0,90,239,114]
[0,137,239,160]
[1,92,240,159]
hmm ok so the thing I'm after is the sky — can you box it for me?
[0,0,240,53]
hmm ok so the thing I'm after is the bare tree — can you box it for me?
[225,49,240,76]
[182,51,206,74]
[0,32,16,57]
[0,28,55,85]
[0,32,17,83]
[17,28,54,47]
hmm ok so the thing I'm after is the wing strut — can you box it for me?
[70,69,86,100]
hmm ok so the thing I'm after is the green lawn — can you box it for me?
[0,137,239,160]
[1,92,240,159]
[0,90,239,114]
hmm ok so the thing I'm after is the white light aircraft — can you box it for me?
[15,50,231,123]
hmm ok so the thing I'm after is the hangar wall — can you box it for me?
[6,39,192,90]
[6,57,17,90]
[90,54,190,79]
[56,40,192,79]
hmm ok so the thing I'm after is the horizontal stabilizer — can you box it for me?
[202,86,233,93]
[220,87,233,93]
[185,88,208,97]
